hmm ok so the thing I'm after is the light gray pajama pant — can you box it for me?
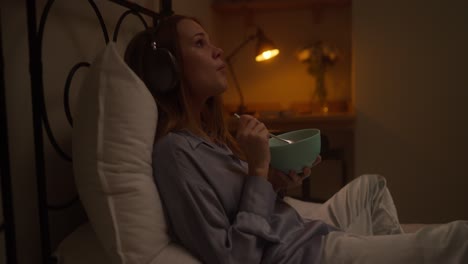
[296,174,468,264]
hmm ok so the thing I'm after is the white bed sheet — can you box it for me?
[54,199,430,264]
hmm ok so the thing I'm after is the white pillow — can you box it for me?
[72,42,173,264]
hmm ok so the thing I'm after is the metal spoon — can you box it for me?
[233,113,293,144]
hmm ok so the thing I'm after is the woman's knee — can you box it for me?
[356,174,387,190]
[444,220,468,240]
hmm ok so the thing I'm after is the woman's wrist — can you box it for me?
[248,166,269,178]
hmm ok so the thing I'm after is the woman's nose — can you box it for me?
[213,46,223,59]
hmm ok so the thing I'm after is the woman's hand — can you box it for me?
[236,115,270,178]
[268,156,322,191]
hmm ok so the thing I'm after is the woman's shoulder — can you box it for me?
[154,130,200,153]
[154,131,191,152]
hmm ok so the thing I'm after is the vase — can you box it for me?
[315,69,329,114]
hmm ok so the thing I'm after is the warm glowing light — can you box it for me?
[255,49,279,62]
[297,49,311,62]
[322,106,329,114]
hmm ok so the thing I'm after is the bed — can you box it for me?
[26,1,193,263]
[24,1,430,264]
[52,199,430,264]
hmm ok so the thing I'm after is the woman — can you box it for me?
[124,15,468,264]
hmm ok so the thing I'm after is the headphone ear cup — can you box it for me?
[143,48,179,94]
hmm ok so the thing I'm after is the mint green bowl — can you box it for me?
[269,128,321,174]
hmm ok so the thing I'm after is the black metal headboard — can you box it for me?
[22,1,173,263]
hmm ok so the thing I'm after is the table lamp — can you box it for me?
[225,28,279,114]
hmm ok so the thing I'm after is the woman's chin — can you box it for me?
[216,82,228,94]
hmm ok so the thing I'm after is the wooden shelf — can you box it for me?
[212,0,351,13]
[257,112,355,133]
[227,112,356,134]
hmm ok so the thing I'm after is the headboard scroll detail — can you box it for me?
[24,0,173,263]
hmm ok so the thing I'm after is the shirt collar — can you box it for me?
[178,129,216,150]
[177,130,237,160]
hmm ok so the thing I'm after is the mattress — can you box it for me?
[54,200,431,264]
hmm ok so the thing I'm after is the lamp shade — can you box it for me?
[224,27,279,114]
[255,29,279,62]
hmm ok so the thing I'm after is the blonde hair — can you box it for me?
[124,15,243,157]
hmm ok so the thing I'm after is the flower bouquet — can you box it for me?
[297,41,338,112]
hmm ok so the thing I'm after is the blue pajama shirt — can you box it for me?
[153,130,337,264]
